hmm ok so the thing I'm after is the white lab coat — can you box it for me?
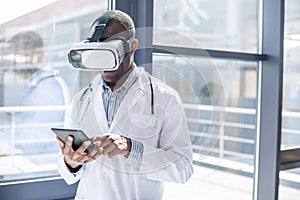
[58,67,194,200]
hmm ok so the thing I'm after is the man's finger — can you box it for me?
[56,136,65,149]
[63,136,74,154]
[108,149,122,158]
[99,138,113,149]
[92,135,108,142]
[102,143,117,155]
[76,140,92,154]
[85,142,101,160]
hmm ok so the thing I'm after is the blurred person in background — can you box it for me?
[8,31,71,154]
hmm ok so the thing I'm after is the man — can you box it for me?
[56,10,193,200]
[9,31,71,154]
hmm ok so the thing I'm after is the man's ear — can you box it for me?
[131,39,138,52]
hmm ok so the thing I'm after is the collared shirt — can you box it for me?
[102,69,138,127]
[101,68,143,168]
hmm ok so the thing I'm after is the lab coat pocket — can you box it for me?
[127,113,163,143]
[130,113,160,129]
[114,111,162,145]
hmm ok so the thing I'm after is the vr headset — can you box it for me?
[68,18,132,71]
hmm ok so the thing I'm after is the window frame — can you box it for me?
[0,178,78,200]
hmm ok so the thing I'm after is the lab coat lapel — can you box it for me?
[86,74,109,134]
[109,69,150,132]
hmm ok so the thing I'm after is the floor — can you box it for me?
[163,164,300,200]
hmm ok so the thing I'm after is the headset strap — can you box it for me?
[87,17,110,42]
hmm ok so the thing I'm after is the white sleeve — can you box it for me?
[59,95,85,185]
[57,153,83,185]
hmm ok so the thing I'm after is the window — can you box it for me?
[153,0,259,53]
[151,0,295,199]
[0,0,107,188]
[152,0,259,199]
[279,0,300,199]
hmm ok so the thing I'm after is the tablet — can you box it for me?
[51,127,94,152]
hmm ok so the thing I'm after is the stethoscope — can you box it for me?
[75,83,92,128]
[75,75,155,128]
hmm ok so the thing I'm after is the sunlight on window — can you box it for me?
[0,0,58,25]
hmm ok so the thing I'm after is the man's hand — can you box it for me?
[56,136,103,169]
[92,134,131,158]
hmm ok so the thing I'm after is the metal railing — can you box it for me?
[0,105,69,180]
[184,103,256,163]
[1,104,300,182]
[184,103,300,176]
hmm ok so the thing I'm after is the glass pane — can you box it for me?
[153,54,257,200]
[153,0,259,53]
[0,0,107,182]
[279,0,300,199]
